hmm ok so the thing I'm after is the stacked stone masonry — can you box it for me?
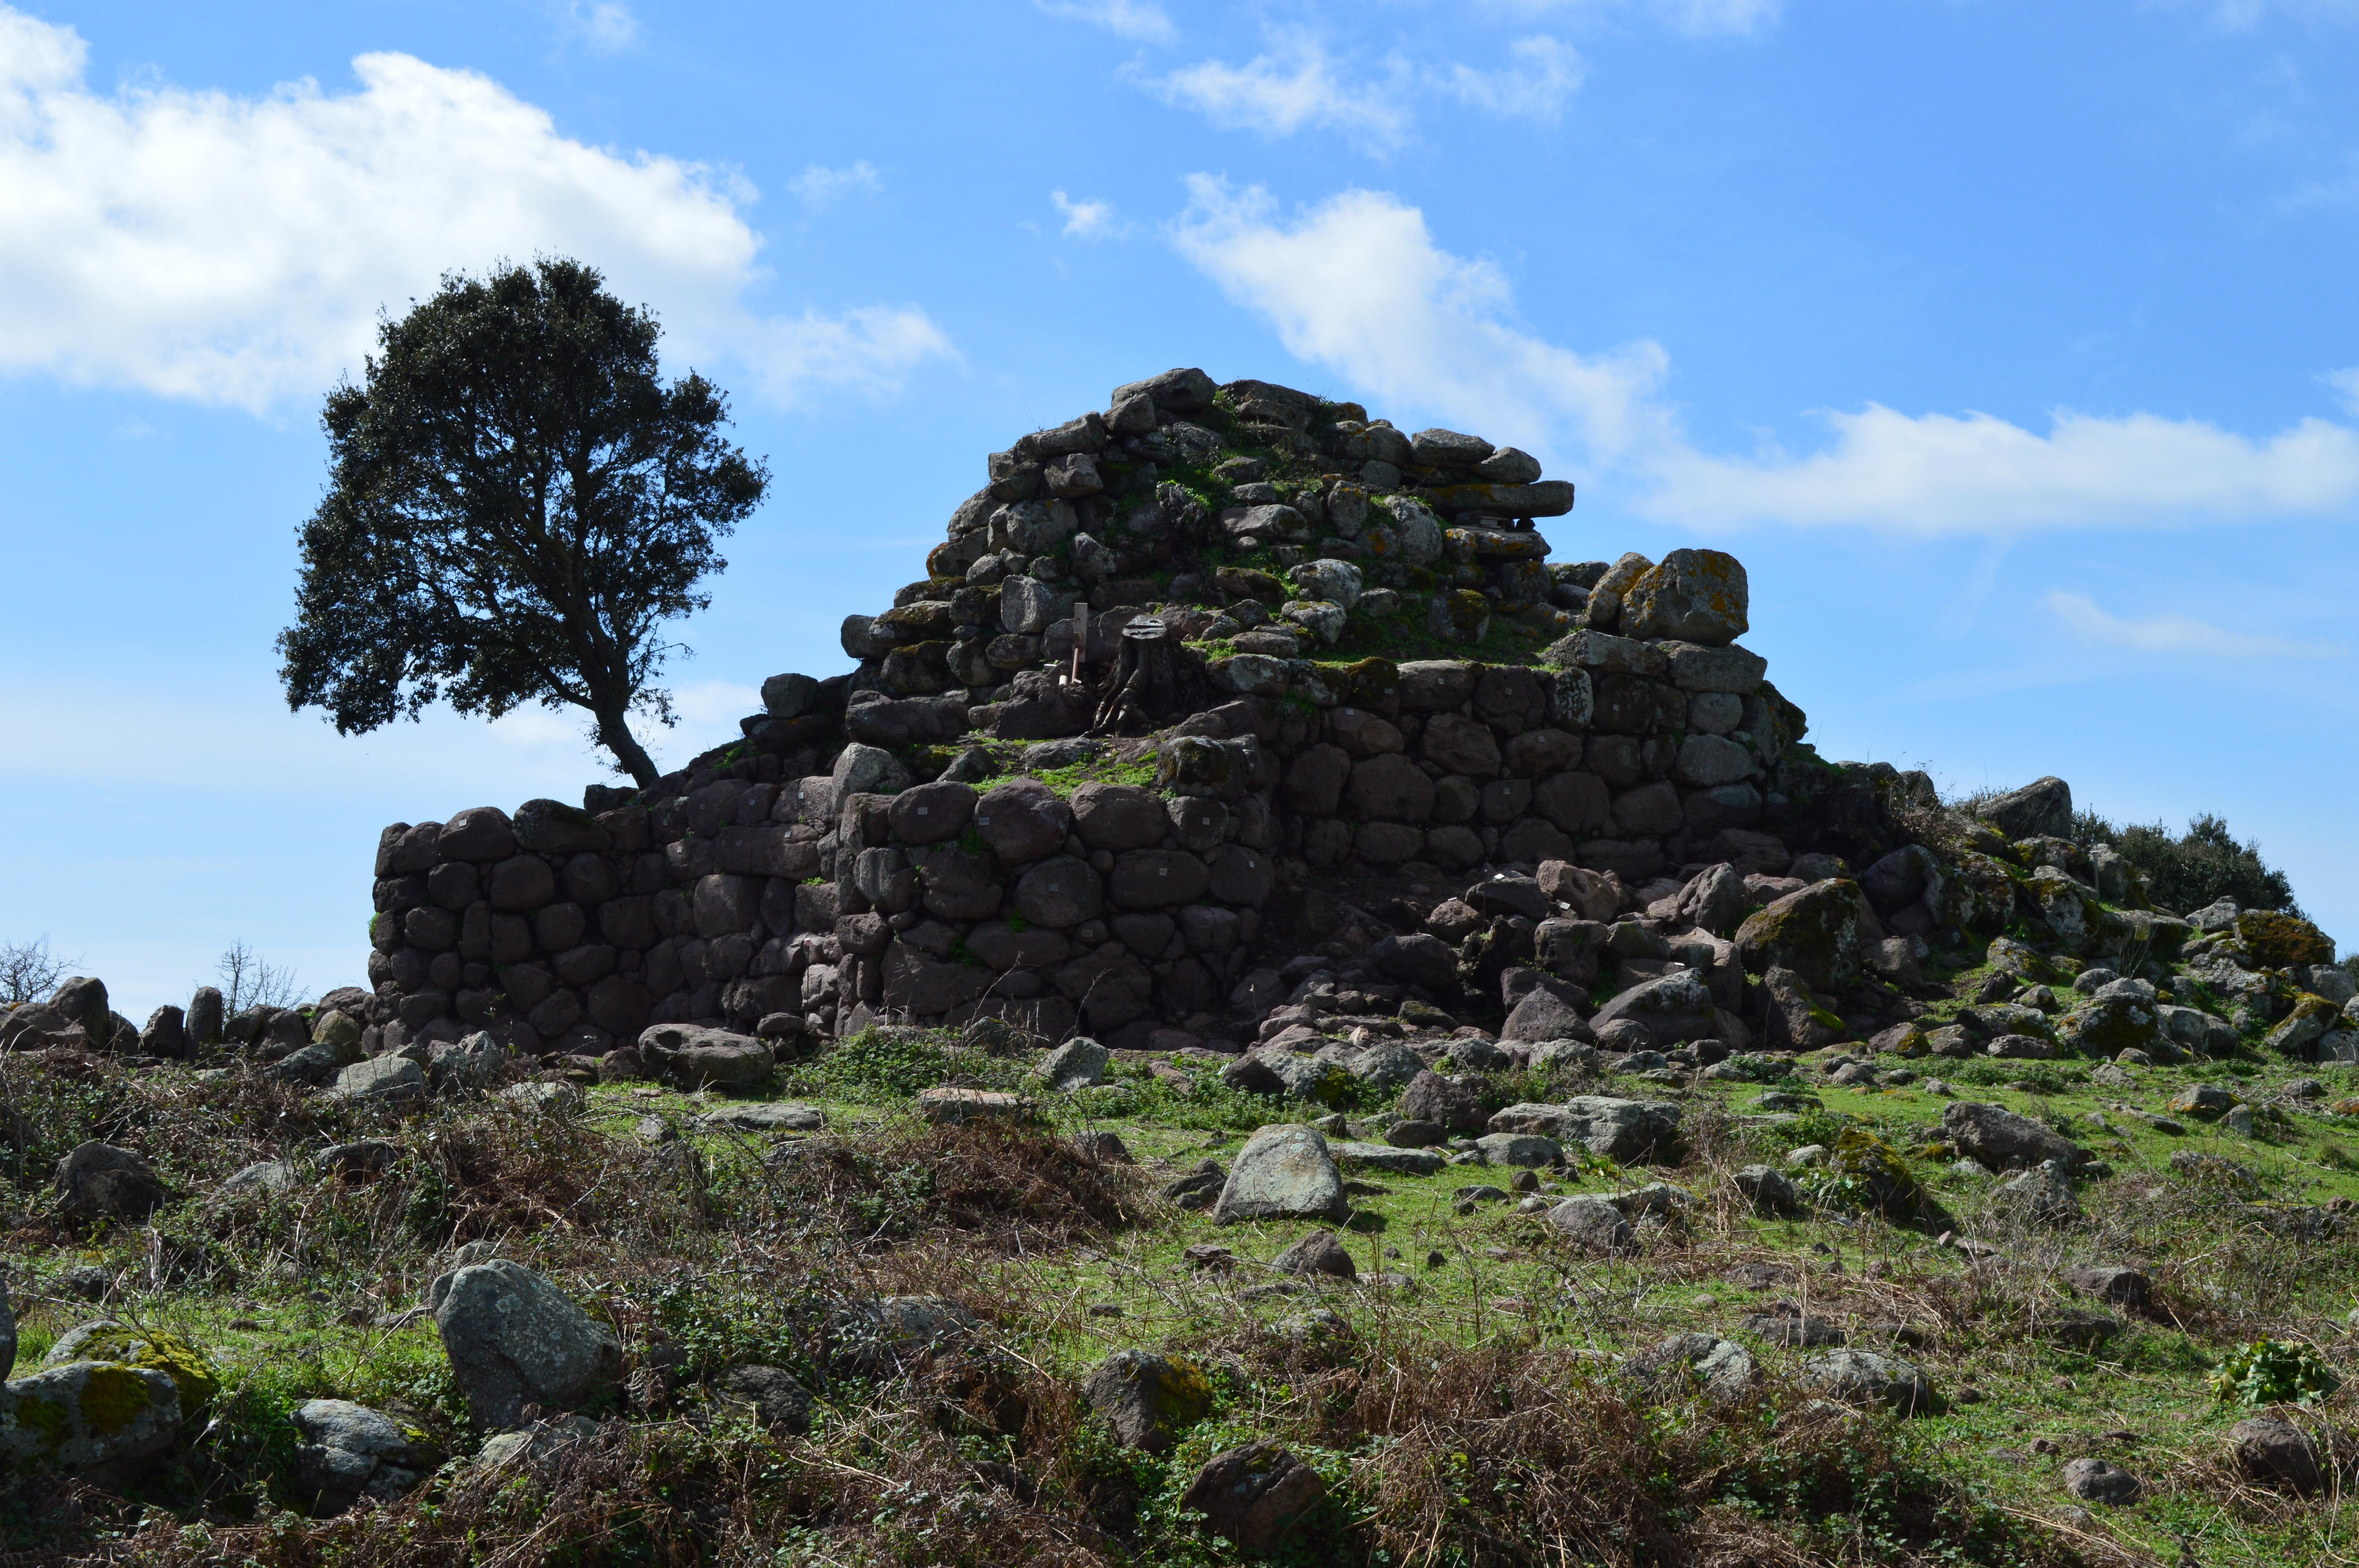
[354,368,2061,1063]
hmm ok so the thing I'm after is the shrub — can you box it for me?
[2209,1339,2341,1406]
[2236,911,2335,969]
[2072,809,2301,918]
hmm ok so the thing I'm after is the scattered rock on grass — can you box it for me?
[1271,1229,1357,1279]
[2230,1416,2323,1494]
[292,1399,440,1514]
[2061,1457,2141,1506]
[1180,1441,1328,1551]
[1801,1348,1934,1415]
[716,1365,814,1434]
[53,1142,164,1220]
[1213,1125,1349,1225]
[430,1260,626,1430]
[1082,1349,1213,1454]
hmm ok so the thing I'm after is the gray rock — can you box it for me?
[716,1366,813,1434]
[1271,1228,1357,1279]
[1501,985,1589,1045]
[293,1399,440,1513]
[219,1161,296,1197]
[500,1081,585,1116]
[1180,1441,1329,1552]
[1731,1163,1800,1215]
[53,1141,164,1220]
[472,1414,598,1474]
[1034,1036,1110,1092]
[2061,1457,2141,1506]
[334,1056,426,1102]
[429,1260,626,1430]
[1474,1132,1563,1168]
[1083,1348,1212,1455]
[1943,1102,2079,1171]
[1625,1332,1757,1403]
[638,1024,773,1090]
[1331,1141,1446,1176]
[1801,1348,1934,1415]
[701,1102,826,1133]
[1489,1096,1682,1163]
[1399,1069,1485,1134]
[1545,1196,1636,1255]
[2061,1265,2150,1311]
[1588,971,1717,1046]
[1996,1159,2079,1224]
[1621,549,1748,644]
[825,1296,982,1379]
[2231,1415,2324,1494]
[1213,1124,1349,1224]
[1344,1041,1424,1092]
[0,1359,181,1475]
[1975,777,2073,841]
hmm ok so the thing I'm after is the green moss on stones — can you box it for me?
[76,1365,162,1436]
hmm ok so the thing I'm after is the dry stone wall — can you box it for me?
[362,370,1846,1063]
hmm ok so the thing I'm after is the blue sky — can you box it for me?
[1,0,2355,1015]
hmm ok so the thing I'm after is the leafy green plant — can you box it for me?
[2209,1339,2341,1406]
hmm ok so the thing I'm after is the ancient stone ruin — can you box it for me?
[351,367,2259,1077]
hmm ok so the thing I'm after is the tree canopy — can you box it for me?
[278,258,768,788]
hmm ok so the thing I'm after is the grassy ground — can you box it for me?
[3,1009,2357,1566]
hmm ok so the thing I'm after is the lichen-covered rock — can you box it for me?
[1083,1348,1213,1454]
[0,1360,181,1475]
[2055,991,2161,1057]
[429,1260,626,1430]
[293,1399,441,1514]
[2267,994,2343,1058]
[1624,1332,1757,1403]
[1621,548,1748,644]
[1801,1348,1934,1414]
[637,1025,773,1089]
[1212,1124,1349,1224]
[1490,1096,1682,1163]
[1733,879,1873,990]
[334,1055,426,1102]
[43,1321,219,1416]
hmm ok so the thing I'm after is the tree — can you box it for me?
[278,258,769,787]
[213,941,302,1016]
[2072,809,2301,918]
[0,936,75,1005]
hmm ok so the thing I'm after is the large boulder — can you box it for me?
[638,1025,774,1090]
[1733,879,1874,991]
[430,1260,626,1430]
[2055,990,2161,1058]
[1587,971,1716,1046]
[1180,1442,1328,1552]
[53,1142,164,1221]
[1082,1348,1212,1454]
[1621,549,1748,644]
[1399,1069,1485,1134]
[1212,1124,1349,1224]
[1944,1102,2081,1171]
[293,1399,441,1514]
[0,1361,181,1476]
[1499,984,1589,1045]
[1490,1096,1681,1163]
[1975,777,2072,842]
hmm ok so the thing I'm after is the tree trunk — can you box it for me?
[592,704,660,789]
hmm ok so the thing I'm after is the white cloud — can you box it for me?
[737,307,959,408]
[1649,0,1781,36]
[1476,0,1780,35]
[1171,176,1670,459]
[1037,0,1177,44]
[787,159,881,209]
[2328,367,2359,416]
[1170,178,2359,536]
[1052,190,1119,238]
[1646,405,2359,534]
[1152,31,1416,149]
[567,1,638,51]
[0,9,953,412]
[2045,592,2341,660]
[1438,36,1585,121]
